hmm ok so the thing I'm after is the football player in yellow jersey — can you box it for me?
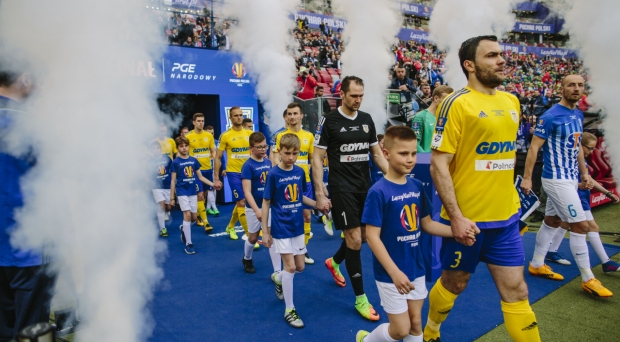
[274,103,316,265]
[157,123,177,160]
[214,107,253,240]
[205,125,220,214]
[424,36,540,342]
[185,113,216,233]
[242,118,254,131]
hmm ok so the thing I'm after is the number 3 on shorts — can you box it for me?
[450,251,462,268]
[568,204,577,218]
[233,189,239,199]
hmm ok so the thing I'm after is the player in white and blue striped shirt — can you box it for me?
[521,74,613,297]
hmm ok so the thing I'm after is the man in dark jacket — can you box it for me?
[389,65,418,103]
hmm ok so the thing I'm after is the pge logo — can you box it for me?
[172,63,196,73]
[284,184,299,202]
[184,166,194,178]
[400,204,419,232]
[232,63,247,78]
[259,171,268,185]
[567,132,581,149]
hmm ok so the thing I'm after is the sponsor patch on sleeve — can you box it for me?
[431,132,443,149]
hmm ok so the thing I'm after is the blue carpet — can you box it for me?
[149,204,620,341]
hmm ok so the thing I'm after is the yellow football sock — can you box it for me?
[198,201,208,225]
[501,300,540,342]
[237,206,249,236]
[227,207,239,229]
[304,222,311,245]
[424,278,458,341]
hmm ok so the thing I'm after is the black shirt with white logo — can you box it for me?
[315,108,378,193]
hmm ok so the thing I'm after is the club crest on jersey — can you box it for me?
[284,184,299,202]
[158,165,166,175]
[362,124,369,133]
[184,166,194,178]
[259,171,268,185]
[510,110,519,123]
[400,204,419,232]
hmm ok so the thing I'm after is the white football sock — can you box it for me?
[183,220,192,245]
[243,240,254,260]
[403,333,424,342]
[269,246,281,273]
[156,209,166,229]
[207,191,217,210]
[587,232,610,264]
[364,323,397,342]
[570,232,594,282]
[532,222,558,268]
[548,227,566,253]
[281,270,295,311]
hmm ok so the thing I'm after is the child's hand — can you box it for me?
[465,226,480,243]
[169,198,175,206]
[262,233,272,248]
[254,209,262,221]
[390,270,414,294]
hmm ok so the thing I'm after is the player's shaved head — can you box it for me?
[561,74,584,87]
[383,125,417,150]
[229,106,242,117]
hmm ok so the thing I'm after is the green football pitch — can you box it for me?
[477,202,620,342]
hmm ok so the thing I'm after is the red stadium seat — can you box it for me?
[590,149,613,179]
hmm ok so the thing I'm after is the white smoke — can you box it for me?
[332,0,401,132]
[563,0,620,171]
[429,0,518,89]
[0,1,166,341]
[225,0,298,131]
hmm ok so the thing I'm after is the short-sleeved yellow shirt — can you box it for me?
[218,128,252,173]
[431,86,521,228]
[157,137,177,160]
[275,128,314,182]
[186,130,215,170]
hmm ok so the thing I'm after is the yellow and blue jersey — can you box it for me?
[275,128,314,182]
[157,137,177,160]
[431,86,521,228]
[185,129,215,170]
[218,128,252,173]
